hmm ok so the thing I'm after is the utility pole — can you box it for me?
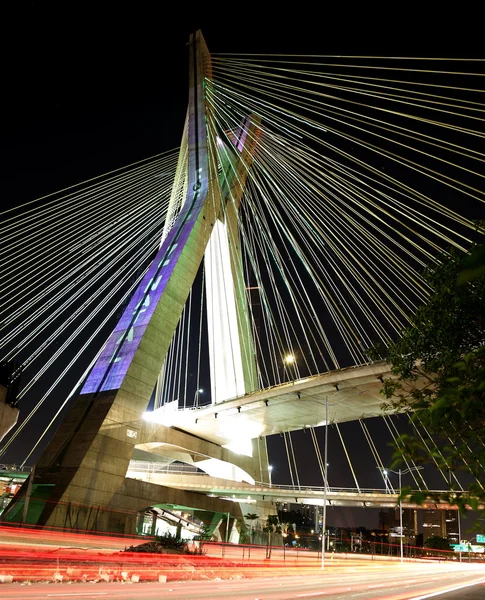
[399,469,403,563]
[321,396,328,569]
[21,464,35,526]
[384,465,423,564]
[226,512,230,543]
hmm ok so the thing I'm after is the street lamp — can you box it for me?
[282,354,295,382]
[194,388,204,406]
[379,468,392,493]
[449,470,463,563]
[383,466,424,564]
[268,465,273,488]
[321,396,328,569]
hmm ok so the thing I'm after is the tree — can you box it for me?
[377,241,485,516]
[263,514,282,559]
[244,513,259,544]
[424,535,452,554]
[194,522,212,552]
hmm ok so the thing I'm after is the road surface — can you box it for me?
[0,562,484,599]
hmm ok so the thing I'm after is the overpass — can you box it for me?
[142,361,399,450]
[125,468,456,511]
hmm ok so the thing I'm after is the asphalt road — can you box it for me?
[1,527,485,599]
[0,563,484,599]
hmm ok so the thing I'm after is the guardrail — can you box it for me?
[127,460,458,496]
[127,466,453,497]
[0,464,32,474]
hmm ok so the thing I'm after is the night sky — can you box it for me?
[2,5,483,529]
[4,6,482,205]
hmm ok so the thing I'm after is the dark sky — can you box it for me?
[2,5,483,530]
[3,5,482,207]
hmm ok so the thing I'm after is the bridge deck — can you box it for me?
[145,361,396,447]
[126,470,455,510]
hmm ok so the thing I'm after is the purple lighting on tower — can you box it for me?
[81,175,208,394]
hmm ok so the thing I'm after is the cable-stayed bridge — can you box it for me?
[0,32,484,538]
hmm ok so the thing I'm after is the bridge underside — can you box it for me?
[145,361,397,447]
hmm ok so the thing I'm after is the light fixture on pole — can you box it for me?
[282,353,295,382]
[268,465,273,487]
[383,466,424,564]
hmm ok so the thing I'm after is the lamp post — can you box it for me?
[457,509,462,563]
[449,470,463,563]
[383,466,424,564]
[321,396,328,569]
[268,465,273,488]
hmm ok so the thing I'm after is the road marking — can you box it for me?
[47,594,107,597]
[409,578,485,600]
[297,593,325,597]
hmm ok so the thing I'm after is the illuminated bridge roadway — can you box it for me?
[135,361,445,511]
[125,469,454,510]
[143,361,402,449]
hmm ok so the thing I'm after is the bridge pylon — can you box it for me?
[2,31,271,535]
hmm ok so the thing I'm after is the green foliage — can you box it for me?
[385,245,485,385]
[263,514,282,558]
[424,536,452,551]
[263,514,282,535]
[277,508,313,530]
[154,532,188,551]
[195,523,211,541]
[124,541,167,553]
[125,533,187,554]
[457,243,485,284]
[244,513,259,544]
[125,531,209,555]
[377,242,485,518]
[236,518,250,543]
[185,542,207,556]
[245,513,259,521]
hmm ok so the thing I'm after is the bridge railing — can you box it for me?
[0,464,32,474]
[127,460,205,476]
[127,461,454,496]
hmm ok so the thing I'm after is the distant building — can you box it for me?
[422,509,459,544]
[378,507,418,548]
[379,508,418,535]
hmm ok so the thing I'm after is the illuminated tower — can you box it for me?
[2,31,265,533]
